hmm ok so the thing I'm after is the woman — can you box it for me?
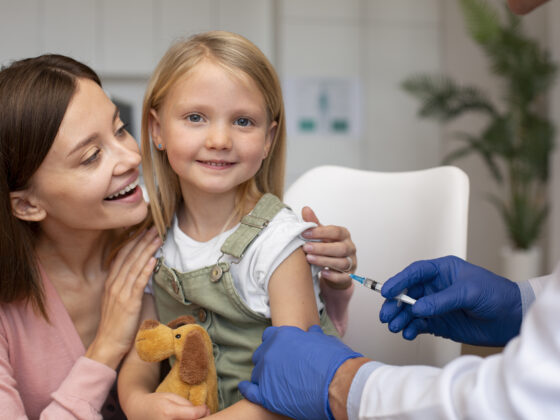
[0,54,165,419]
[0,54,357,419]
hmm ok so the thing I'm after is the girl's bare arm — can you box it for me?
[268,247,320,328]
[204,399,291,419]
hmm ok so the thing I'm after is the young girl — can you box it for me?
[119,31,353,417]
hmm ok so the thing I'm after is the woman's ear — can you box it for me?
[264,121,278,158]
[10,190,46,222]
[149,108,165,151]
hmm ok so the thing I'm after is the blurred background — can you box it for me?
[2,0,560,287]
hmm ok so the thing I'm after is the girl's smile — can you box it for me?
[196,159,236,170]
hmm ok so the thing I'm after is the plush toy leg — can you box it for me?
[206,383,219,414]
[156,371,188,397]
[187,383,207,407]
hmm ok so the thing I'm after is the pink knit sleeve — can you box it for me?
[0,340,116,420]
[48,356,117,419]
[320,279,354,336]
[0,270,117,419]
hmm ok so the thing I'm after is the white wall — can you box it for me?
[279,0,443,186]
[1,0,557,285]
[0,0,274,140]
[440,0,553,274]
[547,1,560,272]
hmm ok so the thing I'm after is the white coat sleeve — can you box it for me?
[349,267,560,419]
[527,274,550,298]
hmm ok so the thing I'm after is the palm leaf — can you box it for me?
[447,132,504,183]
[402,75,497,121]
[459,0,502,46]
[402,0,556,249]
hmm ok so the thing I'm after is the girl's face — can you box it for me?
[14,78,147,231]
[150,59,277,200]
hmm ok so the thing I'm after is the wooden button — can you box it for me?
[171,280,179,294]
[153,258,162,273]
[198,308,207,322]
[210,265,223,282]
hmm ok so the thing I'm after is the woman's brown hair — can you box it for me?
[0,54,102,318]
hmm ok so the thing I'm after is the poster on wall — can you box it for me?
[283,77,363,138]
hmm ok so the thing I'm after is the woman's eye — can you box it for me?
[187,114,202,123]
[116,123,129,137]
[82,149,101,166]
[235,118,252,127]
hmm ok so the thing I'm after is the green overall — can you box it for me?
[152,193,338,410]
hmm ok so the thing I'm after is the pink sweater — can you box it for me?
[0,270,117,419]
[320,280,354,337]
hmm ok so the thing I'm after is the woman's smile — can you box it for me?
[105,176,142,202]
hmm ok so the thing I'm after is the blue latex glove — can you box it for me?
[239,325,362,420]
[379,256,522,346]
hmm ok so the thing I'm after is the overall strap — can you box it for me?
[220,193,285,259]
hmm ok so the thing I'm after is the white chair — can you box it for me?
[285,165,469,367]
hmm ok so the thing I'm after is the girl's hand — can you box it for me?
[86,227,162,368]
[125,392,210,420]
[301,206,357,289]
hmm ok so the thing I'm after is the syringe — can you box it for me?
[349,273,416,305]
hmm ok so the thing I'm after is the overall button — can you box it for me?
[198,308,207,322]
[210,265,223,282]
[170,279,179,294]
[153,258,162,273]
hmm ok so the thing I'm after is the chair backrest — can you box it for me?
[284,165,469,367]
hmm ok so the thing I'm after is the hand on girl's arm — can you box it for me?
[86,227,161,369]
[301,206,357,288]
[301,206,356,335]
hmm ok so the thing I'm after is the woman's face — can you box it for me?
[21,78,147,231]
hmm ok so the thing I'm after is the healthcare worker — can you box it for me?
[238,1,559,418]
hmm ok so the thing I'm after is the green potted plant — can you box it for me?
[402,0,556,280]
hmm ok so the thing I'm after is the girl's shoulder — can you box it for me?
[257,206,315,244]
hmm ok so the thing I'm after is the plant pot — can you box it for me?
[500,245,542,283]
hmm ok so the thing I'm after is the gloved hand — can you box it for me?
[239,325,362,420]
[379,255,522,346]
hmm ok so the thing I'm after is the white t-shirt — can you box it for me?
[160,207,324,318]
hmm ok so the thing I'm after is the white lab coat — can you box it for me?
[354,268,560,419]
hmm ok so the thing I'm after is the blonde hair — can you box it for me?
[142,31,286,237]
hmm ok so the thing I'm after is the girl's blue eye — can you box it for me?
[188,114,202,123]
[235,118,251,127]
